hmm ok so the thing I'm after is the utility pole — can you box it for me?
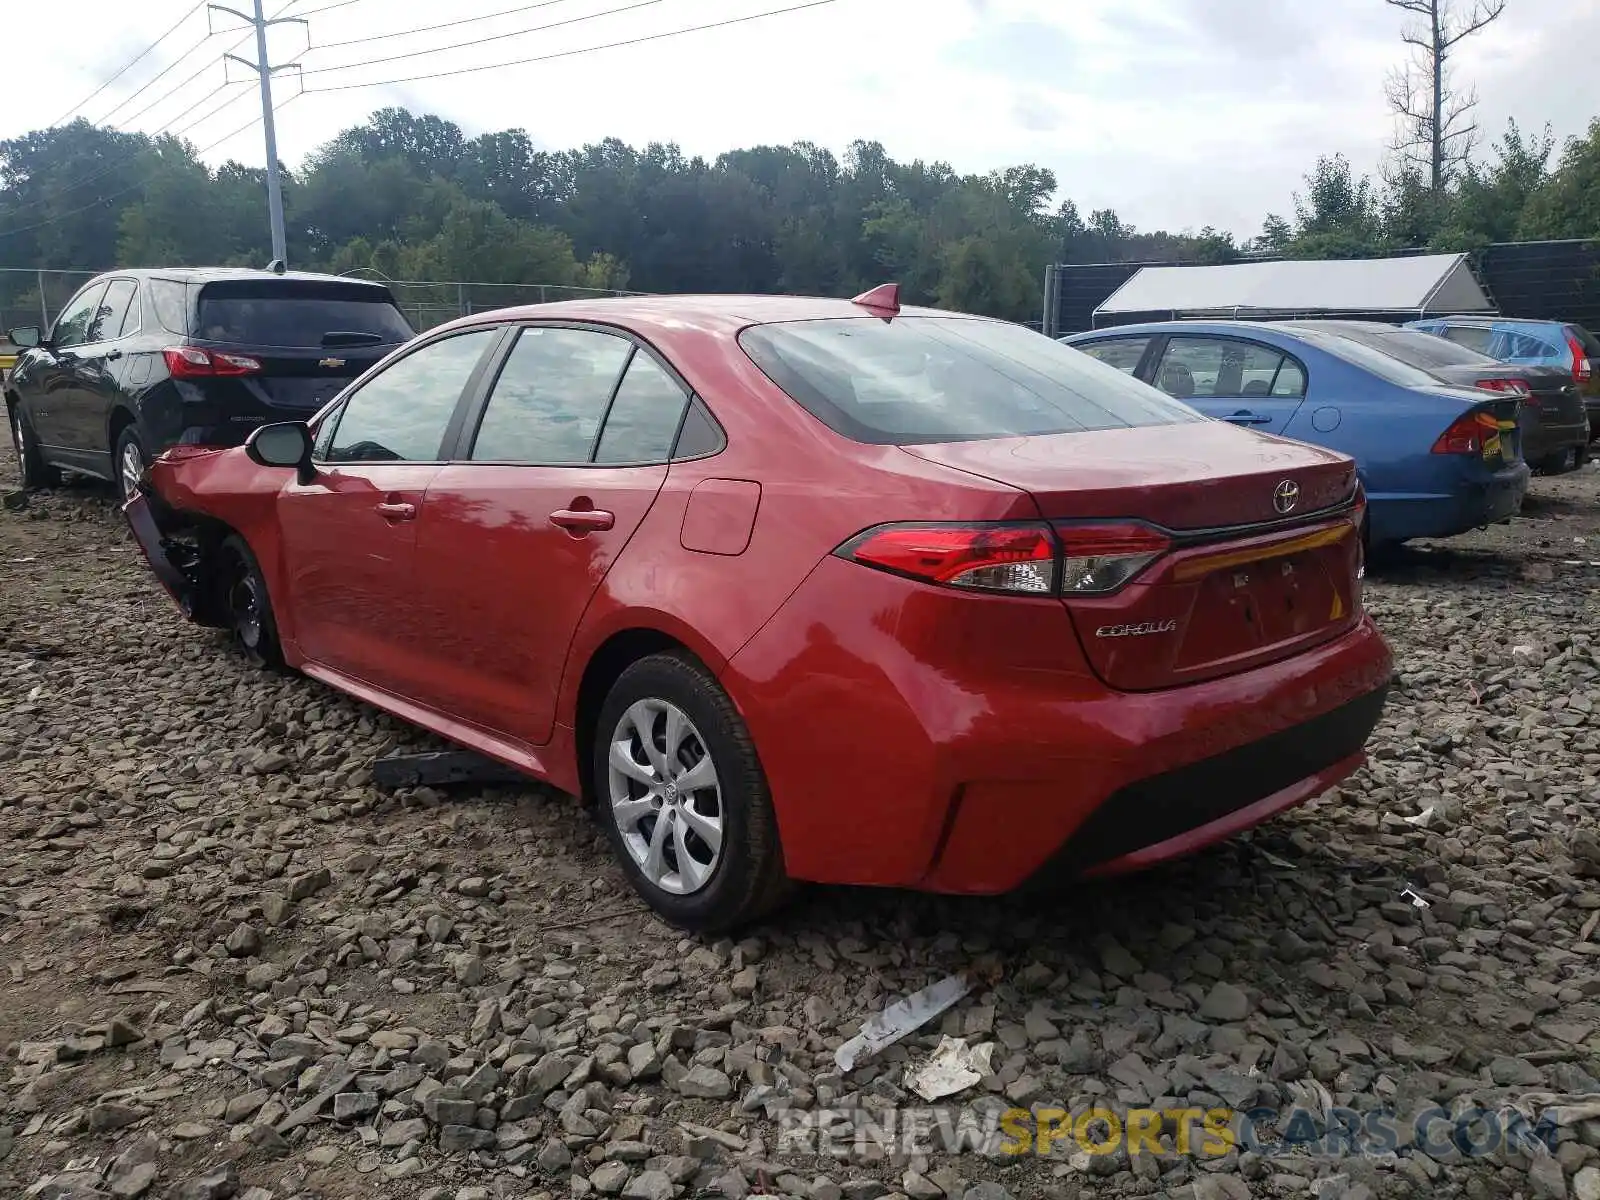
[211,0,305,266]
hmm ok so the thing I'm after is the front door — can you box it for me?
[276,327,501,695]
[64,278,141,463]
[412,326,691,743]
[30,281,107,451]
[1151,335,1308,436]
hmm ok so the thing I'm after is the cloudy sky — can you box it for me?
[7,0,1599,239]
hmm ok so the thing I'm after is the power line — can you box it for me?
[303,0,842,92]
[90,31,218,129]
[0,93,301,242]
[300,0,666,78]
[50,0,209,126]
[315,0,582,49]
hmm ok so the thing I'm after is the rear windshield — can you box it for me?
[738,316,1205,445]
[196,282,414,349]
[1304,324,1495,369]
[1286,328,1448,389]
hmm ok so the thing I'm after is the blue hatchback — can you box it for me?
[1060,321,1530,547]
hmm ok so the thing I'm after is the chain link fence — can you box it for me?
[0,269,644,345]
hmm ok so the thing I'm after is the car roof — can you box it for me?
[97,266,393,290]
[433,294,988,338]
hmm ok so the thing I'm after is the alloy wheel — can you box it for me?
[119,440,145,500]
[227,565,265,652]
[607,697,724,895]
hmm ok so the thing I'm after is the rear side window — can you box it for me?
[1155,337,1305,399]
[324,329,496,463]
[88,279,138,343]
[739,317,1203,445]
[196,282,414,349]
[470,327,632,464]
[1074,337,1150,375]
[1439,324,1493,354]
[1494,328,1562,360]
[595,352,690,464]
[149,280,190,335]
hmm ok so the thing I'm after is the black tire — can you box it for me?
[218,534,284,669]
[592,651,791,933]
[113,425,148,502]
[9,401,61,490]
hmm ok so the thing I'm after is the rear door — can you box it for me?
[187,278,415,433]
[411,325,690,744]
[1149,335,1308,435]
[59,277,140,455]
[277,327,501,695]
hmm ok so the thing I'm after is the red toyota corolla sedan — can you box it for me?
[124,286,1392,931]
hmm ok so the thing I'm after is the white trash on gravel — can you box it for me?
[906,1035,996,1101]
[832,971,973,1072]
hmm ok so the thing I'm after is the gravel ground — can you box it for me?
[2,456,1599,1200]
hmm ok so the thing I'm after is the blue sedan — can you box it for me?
[1059,321,1531,548]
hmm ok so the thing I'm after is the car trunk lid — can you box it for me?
[900,422,1365,691]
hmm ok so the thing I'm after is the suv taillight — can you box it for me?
[1567,332,1592,383]
[164,347,263,379]
[1432,410,1502,455]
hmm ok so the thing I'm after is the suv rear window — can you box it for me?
[195,281,414,349]
[738,316,1204,445]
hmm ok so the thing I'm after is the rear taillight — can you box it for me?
[1476,378,1536,408]
[1054,522,1171,594]
[1431,410,1502,455]
[837,523,1058,594]
[163,347,263,379]
[1568,332,1592,383]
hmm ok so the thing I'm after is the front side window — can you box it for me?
[1156,337,1304,399]
[740,316,1202,446]
[470,327,632,464]
[52,283,108,350]
[1072,336,1151,376]
[324,329,496,463]
[88,279,139,344]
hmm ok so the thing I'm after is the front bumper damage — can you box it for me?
[123,488,225,627]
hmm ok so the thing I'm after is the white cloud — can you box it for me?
[5,0,1596,240]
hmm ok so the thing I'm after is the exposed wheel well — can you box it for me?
[108,407,137,451]
[574,628,690,804]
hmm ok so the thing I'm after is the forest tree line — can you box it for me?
[3,107,1600,325]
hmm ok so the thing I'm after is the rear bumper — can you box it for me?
[1526,419,1590,463]
[1368,461,1529,543]
[723,553,1393,893]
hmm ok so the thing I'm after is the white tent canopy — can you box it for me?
[1093,253,1495,325]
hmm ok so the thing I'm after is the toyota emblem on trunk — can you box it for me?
[1273,479,1300,514]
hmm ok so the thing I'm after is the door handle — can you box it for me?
[376,501,416,521]
[549,507,615,534]
[1225,411,1273,425]
[104,349,123,362]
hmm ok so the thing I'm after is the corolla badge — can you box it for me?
[1095,620,1179,638]
[1273,479,1300,514]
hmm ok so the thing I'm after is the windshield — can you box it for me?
[1287,327,1452,389]
[738,316,1206,445]
[1301,324,1495,369]
[196,282,414,349]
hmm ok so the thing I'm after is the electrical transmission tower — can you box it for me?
[210,0,305,266]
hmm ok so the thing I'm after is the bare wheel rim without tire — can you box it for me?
[119,440,144,499]
[608,697,724,895]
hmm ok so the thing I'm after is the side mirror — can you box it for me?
[245,421,316,485]
[8,326,42,349]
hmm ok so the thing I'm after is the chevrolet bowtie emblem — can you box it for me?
[318,357,346,369]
